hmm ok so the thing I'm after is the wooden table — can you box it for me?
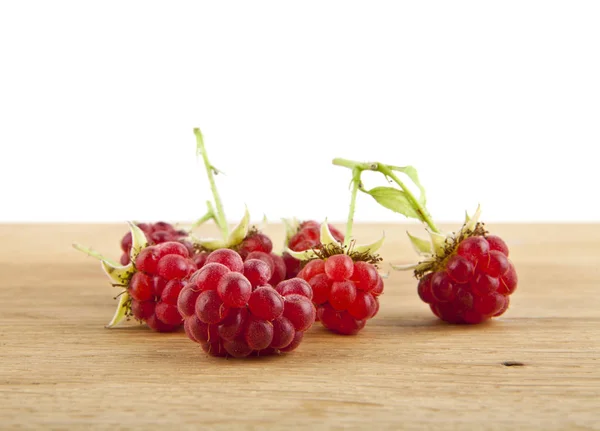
[1,223,599,430]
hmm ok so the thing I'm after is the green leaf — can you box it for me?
[366,187,421,220]
[395,165,427,206]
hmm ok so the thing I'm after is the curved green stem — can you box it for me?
[194,128,229,240]
[377,165,439,233]
[332,158,440,233]
[343,168,361,247]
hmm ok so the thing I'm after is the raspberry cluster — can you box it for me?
[299,254,383,335]
[129,241,198,331]
[120,222,191,265]
[283,220,344,279]
[177,249,315,357]
[416,234,517,324]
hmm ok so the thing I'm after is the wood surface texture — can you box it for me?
[1,223,599,430]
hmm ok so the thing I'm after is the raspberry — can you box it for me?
[414,230,518,325]
[75,224,199,332]
[112,240,198,331]
[300,252,383,335]
[283,220,345,279]
[331,157,520,326]
[178,246,314,358]
[119,222,190,265]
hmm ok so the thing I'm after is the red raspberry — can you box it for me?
[70,235,199,332]
[119,222,191,266]
[283,220,345,279]
[177,249,315,358]
[128,241,198,331]
[299,254,383,335]
[415,232,517,324]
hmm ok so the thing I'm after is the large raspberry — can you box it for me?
[282,220,344,279]
[177,248,315,358]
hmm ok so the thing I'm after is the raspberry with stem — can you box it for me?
[285,163,386,335]
[332,157,518,325]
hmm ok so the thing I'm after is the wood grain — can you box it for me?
[1,223,599,430]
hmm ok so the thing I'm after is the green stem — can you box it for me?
[190,203,215,230]
[194,128,229,240]
[72,243,121,267]
[332,158,440,233]
[343,168,361,247]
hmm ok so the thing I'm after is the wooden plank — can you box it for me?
[0,223,599,430]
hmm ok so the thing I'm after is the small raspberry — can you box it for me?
[119,222,191,266]
[300,254,382,335]
[286,221,385,335]
[128,240,197,330]
[282,220,344,279]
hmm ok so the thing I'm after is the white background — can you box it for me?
[1,1,598,224]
